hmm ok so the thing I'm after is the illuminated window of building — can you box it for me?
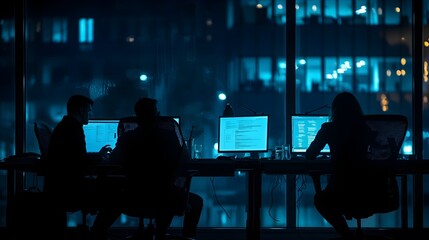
[79,18,94,43]
[0,19,14,42]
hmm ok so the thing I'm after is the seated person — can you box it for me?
[93,97,203,240]
[305,92,373,240]
[43,94,113,237]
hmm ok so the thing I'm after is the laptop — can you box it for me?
[83,119,120,153]
[291,114,330,157]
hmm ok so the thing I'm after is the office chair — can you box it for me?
[310,114,406,240]
[342,114,407,239]
[117,115,139,137]
[345,114,408,239]
[33,122,94,236]
[118,116,196,240]
[122,171,197,240]
[33,122,51,160]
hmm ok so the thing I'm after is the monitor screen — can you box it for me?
[83,119,120,152]
[218,115,269,153]
[291,115,330,153]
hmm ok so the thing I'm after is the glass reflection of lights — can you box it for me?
[139,74,148,81]
[403,144,412,154]
[218,92,227,101]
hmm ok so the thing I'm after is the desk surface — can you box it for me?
[2,155,429,240]
[188,158,429,176]
[0,155,42,172]
[261,159,429,174]
[188,159,260,176]
[2,156,429,175]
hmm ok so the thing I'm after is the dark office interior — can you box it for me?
[1,0,429,239]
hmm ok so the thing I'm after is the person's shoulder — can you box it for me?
[52,117,72,134]
[56,116,81,129]
[321,121,334,129]
[321,121,332,126]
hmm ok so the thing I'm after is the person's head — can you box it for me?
[66,94,94,125]
[134,97,159,125]
[330,92,363,123]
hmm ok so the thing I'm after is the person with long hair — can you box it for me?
[306,92,373,240]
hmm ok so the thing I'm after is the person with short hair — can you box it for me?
[44,94,113,238]
[93,97,203,240]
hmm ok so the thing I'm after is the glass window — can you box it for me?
[79,18,94,43]
[0,1,15,227]
[297,0,414,228]
[1,0,425,231]
[423,0,429,228]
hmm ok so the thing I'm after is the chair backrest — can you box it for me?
[34,122,52,159]
[158,116,195,216]
[117,116,139,138]
[120,115,193,217]
[118,115,186,151]
[157,116,186,148]
[347,114,407,218]
[365,114,408,163]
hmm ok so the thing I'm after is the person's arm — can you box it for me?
[106,138,123,165]
[305,123,330,193]
[305,123,329,160]
[99,145,112,156]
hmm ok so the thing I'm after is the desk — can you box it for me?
[0,155,43,231]
[262,159,429,237]
[262,159,429,175]
[191,159,429,240]
[189,159,261,240]
[0,157,261,240]
[2,157,429,240]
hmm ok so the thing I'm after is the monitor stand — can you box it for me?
[250,151,259,159]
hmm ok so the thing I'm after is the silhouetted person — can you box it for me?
[93,97,203,240]
[306,92,373,240]
[44,94,113,238]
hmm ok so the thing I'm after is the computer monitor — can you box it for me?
[83,119,120,152]
[291,114,330,153]
[218,115,269,153]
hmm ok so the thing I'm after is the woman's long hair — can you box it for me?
[329,92,363,123]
